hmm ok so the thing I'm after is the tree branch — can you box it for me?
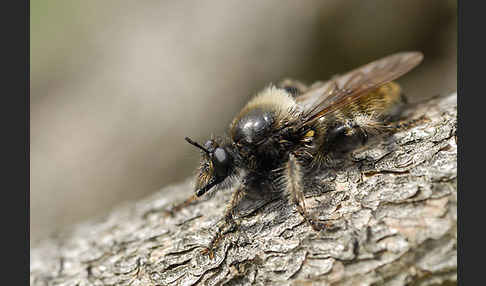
[31,92,457,286]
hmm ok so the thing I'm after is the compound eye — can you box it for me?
[214,147,228,165]
[212,147,231,177]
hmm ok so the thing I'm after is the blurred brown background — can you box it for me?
[30,0,457,243]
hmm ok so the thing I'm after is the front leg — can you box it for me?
[202,184,246,259]
[284,154,328,231]
[163,194,198,217]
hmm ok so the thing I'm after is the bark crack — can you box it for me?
[31,93,457,286]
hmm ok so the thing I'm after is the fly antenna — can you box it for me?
[185,137,210,154]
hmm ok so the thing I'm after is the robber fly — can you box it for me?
[183,52,423,253]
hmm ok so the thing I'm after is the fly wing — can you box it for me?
[296,52,423,125]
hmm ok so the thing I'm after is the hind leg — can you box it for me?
[384,115,430,132]
[321,119,371,155]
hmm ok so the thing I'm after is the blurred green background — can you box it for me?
[30,0,457,242]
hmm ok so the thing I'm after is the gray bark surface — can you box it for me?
[31,93,457,286]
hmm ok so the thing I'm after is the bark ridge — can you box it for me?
[31,93,457,286]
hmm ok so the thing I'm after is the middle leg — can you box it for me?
[284,153,327,231]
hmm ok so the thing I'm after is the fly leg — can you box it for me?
[384,114,430,132]
[202,184,246,259]
[284,154,328,231]
[322,120,370,155]
[163,195,198,217]
[277,79,308,97]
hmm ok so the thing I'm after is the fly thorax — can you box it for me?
[231,107,275,147]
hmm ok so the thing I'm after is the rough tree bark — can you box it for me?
[31,92,457,286]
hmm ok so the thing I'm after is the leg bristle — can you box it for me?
[202,185,245,259]
[285,154,326,231]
